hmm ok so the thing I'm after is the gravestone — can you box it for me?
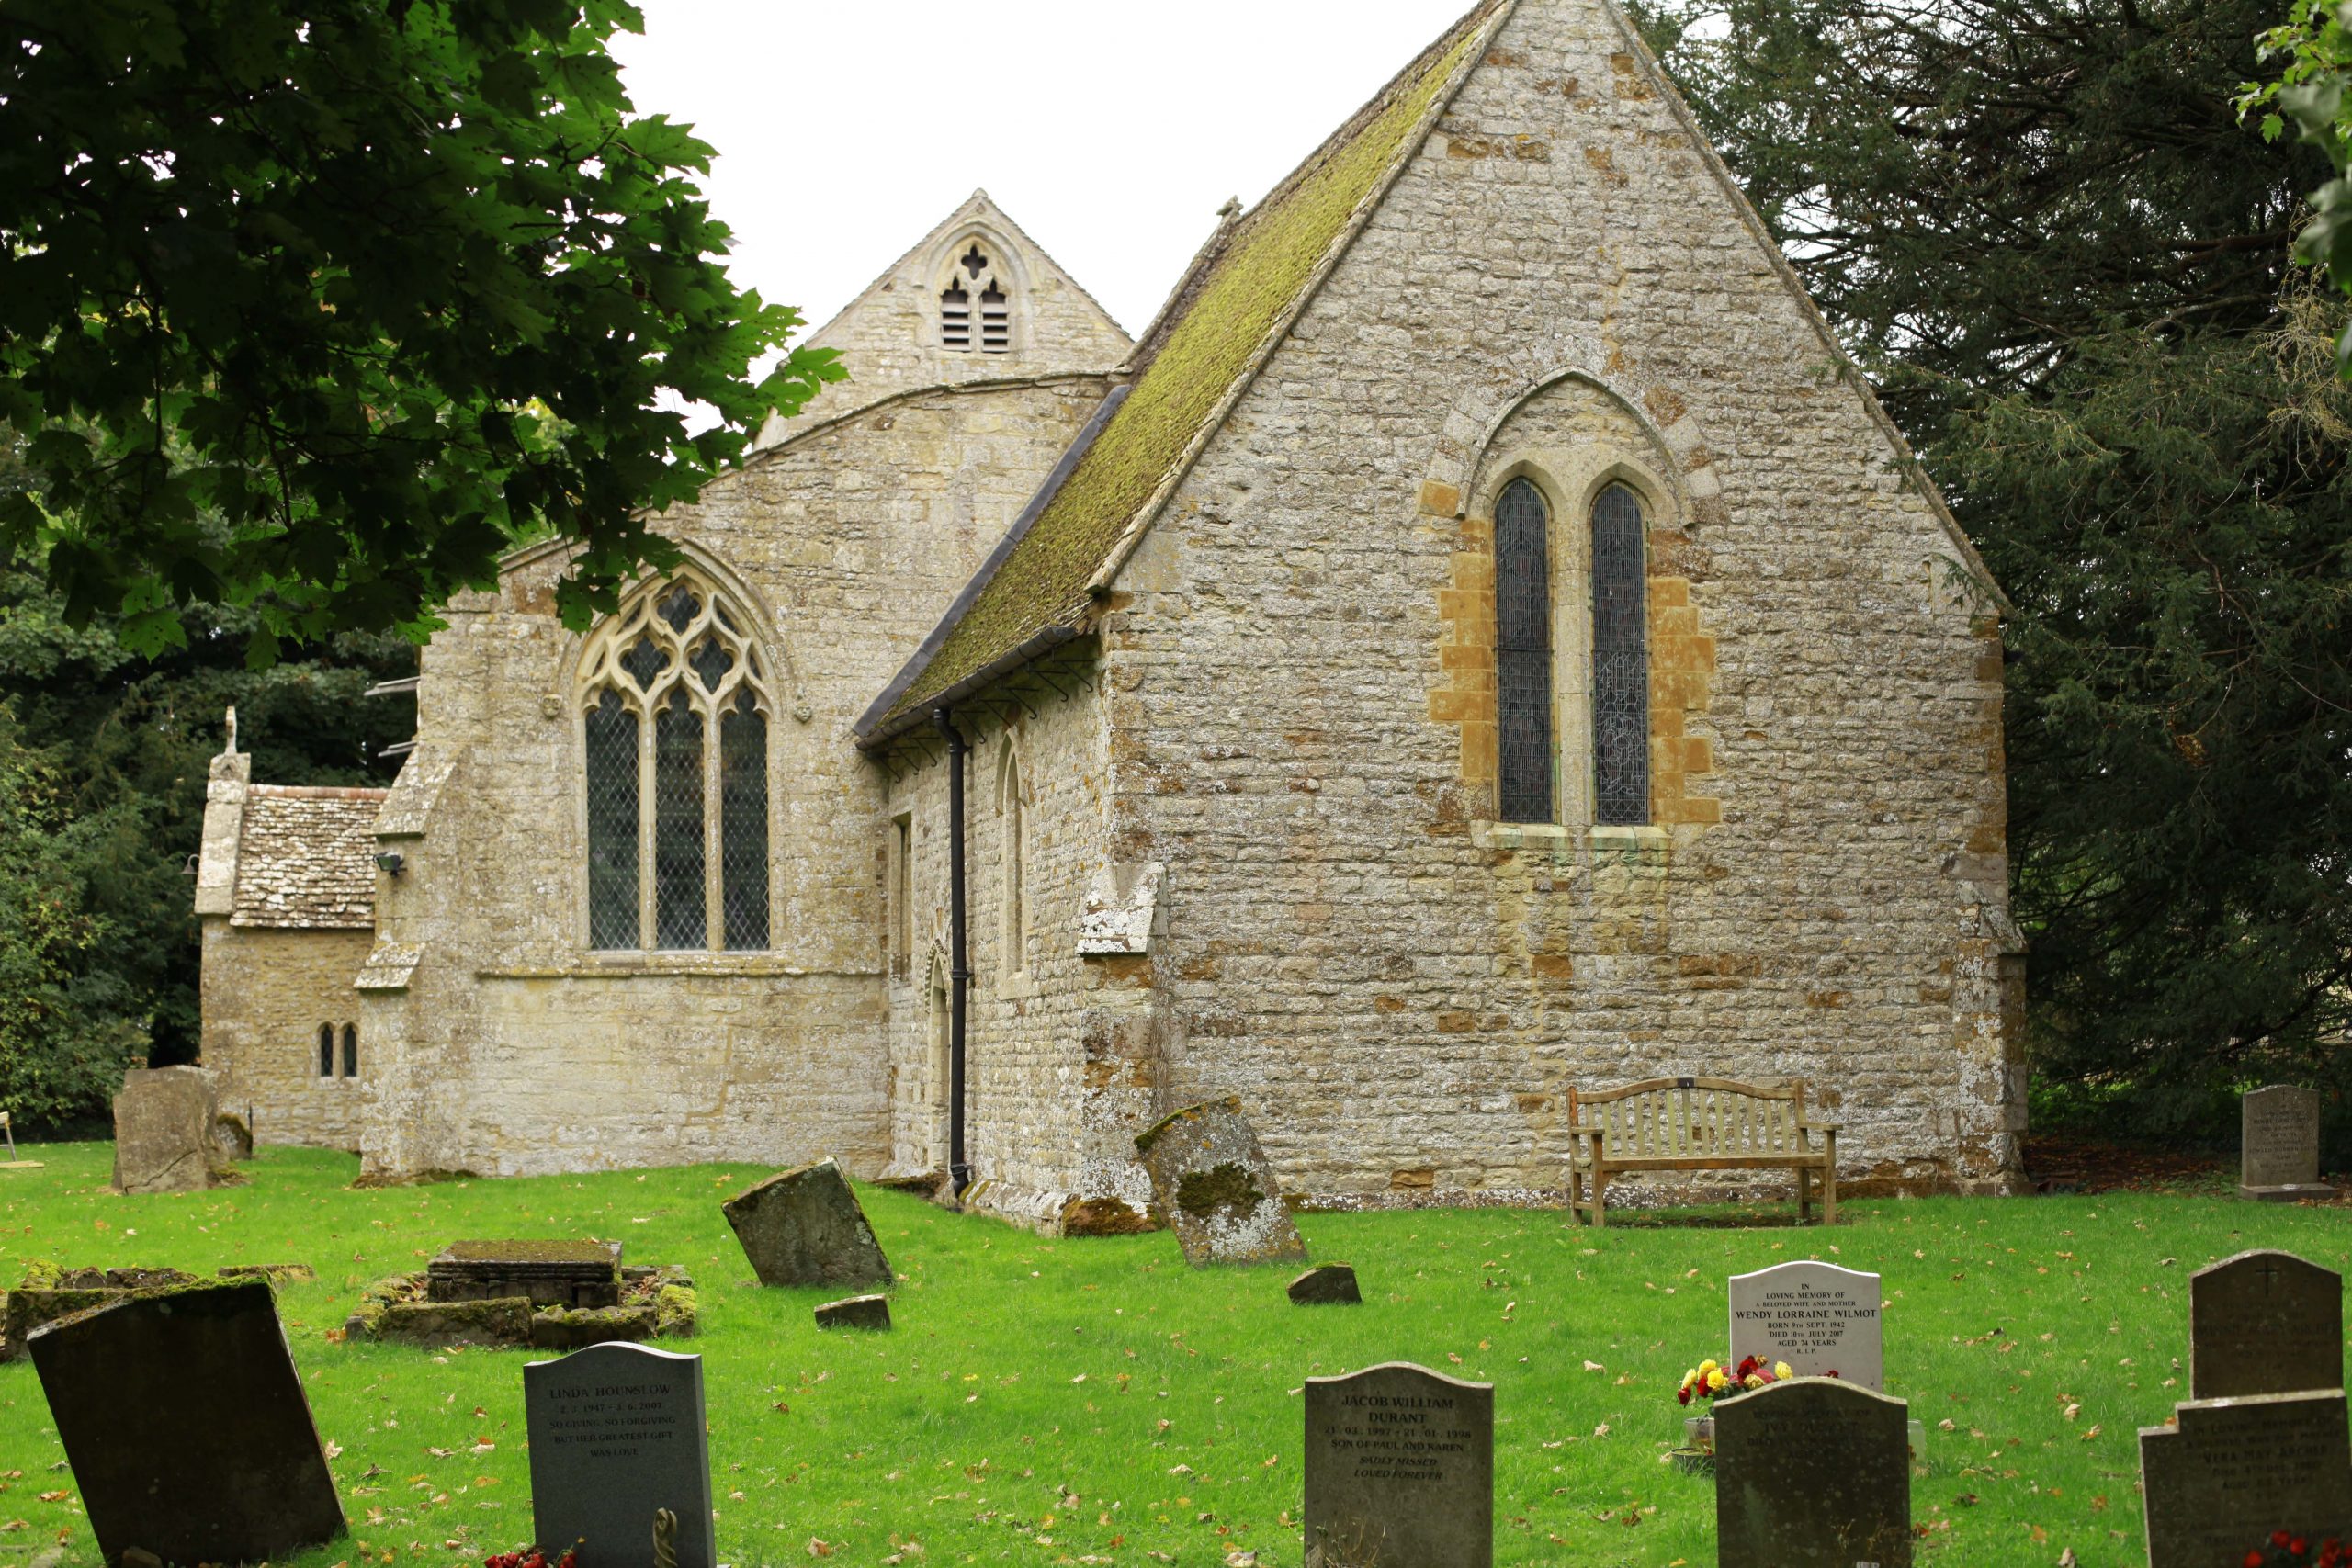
[27,1279,344,1563]
[2141,1390,2352,1568]
[1715,1377,1912,1568]
[428,1239,623,1306]
[1728,1259,1884,1389]
[1134,1098,1307,1268]
[2191,1249,2345,1400]
[1290,1263,1363,1305]
[1303,1362,1492,1568]
[524,1341,715,1568]
[815,1293,891,1330]
[2242,1085,2331,1201]
[111,1065,227,1193]
[212,1111,254,1163]
[721,1158,892,1290]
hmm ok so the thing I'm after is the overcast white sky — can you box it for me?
[612,1,1481,342]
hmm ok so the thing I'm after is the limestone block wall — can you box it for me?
[198,923,374,1151]
[1089,0,2020,1204]
[357,378,1112,1180]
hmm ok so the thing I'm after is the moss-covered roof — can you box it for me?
[865,0,1509,738]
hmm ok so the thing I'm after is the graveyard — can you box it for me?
[1,1141,2347,1566]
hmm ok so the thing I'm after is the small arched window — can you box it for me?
[1590,483,1652,825]
[999,746,1028,976]
[942,243,1012,355]
[341,1023,358,1079]
[579,572,773,951]
[1494,478,1554,823]
[317,1023,334,1078]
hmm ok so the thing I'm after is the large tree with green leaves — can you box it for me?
[1639,0,2352,1126]
[1,0,840,658]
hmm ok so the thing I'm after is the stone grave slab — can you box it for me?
[721,1158,892,1290]
[2141,1390,2352,1568]
[1135,1098,1306,1268]
[1715,1376,1912,1568]
[815,1293,891,1330]
[1290,1264,1363,1305]
[2243,1085,2331,1201]
[525,1340,714,1568]
[427,1239,622,1306]
[1303,1361,1492,1568]
[28,1279,344,1563]
[2191,1249,2345,1400]
[1728,1259,1884,1389]
[111,1065,227,1193]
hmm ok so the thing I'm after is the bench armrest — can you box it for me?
[1800,1121,1841,1134]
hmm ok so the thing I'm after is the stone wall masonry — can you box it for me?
[198,922,373,1152]
[357,378,1112,1180]
[1090,0,2020,1205]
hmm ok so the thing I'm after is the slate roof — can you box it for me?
[231,785,388,930]
[858,0,1511,743]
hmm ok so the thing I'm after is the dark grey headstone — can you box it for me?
[525,1341,714,1568]
[721,1158,892,1290]
[2141,1390,2352,1568]
[111,1066,225,1193]
[2191,1249,2345,1400]
[1135,1099,1306,1268]
[2242,1085,2330,1200]
[1715,1377,1912,1568]
[28,1280,344,1563]
[815,1293,892,1330]
[1304,1361,1492,1568]
[1289,1264,1363,1305]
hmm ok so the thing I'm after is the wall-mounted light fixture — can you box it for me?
[373,852,405,876]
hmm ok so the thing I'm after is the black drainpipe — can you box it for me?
[933,707,973,1197]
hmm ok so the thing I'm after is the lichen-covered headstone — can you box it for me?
[1304,1361,1491,1568]
[1135,1099,1306,1268]
[2191,1249,2344,1400]
[2141,1390,2352,1568]
[1715,1377,1912,1568]
[2241,1085,2331,1201]
[111,1066,227,1193]
[28,1279,345,1563]
[212,1111,254,1163]
[721,1157,892,1290]
[525,1341,714,1568]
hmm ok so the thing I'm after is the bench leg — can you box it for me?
[1823,1152,1838,1228]
[1591,1167,1607,1229]
[1795,1164,1810,1223]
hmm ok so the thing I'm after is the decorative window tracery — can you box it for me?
[1494,478,1555,823]
[1590,483,1652,825]
[578,572,774,951]
[942,242,1012,355]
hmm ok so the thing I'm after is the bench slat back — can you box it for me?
[1577,1077,1807,1159]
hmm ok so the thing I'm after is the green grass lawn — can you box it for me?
[0,1143,2344,1567]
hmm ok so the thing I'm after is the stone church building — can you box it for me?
[195,0,2027,1225]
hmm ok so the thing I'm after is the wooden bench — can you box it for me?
[1566,1077,1838,1227]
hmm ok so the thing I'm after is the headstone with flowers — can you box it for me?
[2140,1389,2352,1568]
[1671,1354,1796,1473]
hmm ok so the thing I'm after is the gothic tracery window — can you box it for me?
[579,574,773,951]
[942,242,1012,355]
[1494,478,1555,823]
[1590,483,1652,825]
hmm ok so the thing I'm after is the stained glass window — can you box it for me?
[579,570,774,951]
[1591,484,1651,826]
[1494,478,1555,823]
[719,691,769,951]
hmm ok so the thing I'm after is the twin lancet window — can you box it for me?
[941,243,1010,354]
[581,576,772,952]
[316,1022,356,1078]
[1495,479,1652,826]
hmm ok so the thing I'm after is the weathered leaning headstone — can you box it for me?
[2191,1249,2345,1400]
[525,1341,715,1568]
[1715,1377,1912,1568]
[1135,1098,1307,1268]
[28,1279,345,1563]
[111,1065,228,1193]
[2141,1390,2352,1568]
[1303,1361,1492,1568]
[1290,1263,1363,1305]
[2242,1085,2331,1201]
[1728,1259,1884,1389]
[721,1157,892,1290]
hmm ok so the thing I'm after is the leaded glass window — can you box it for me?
[1591,483,1652,825]
[1494,478,1555,823]
[317,1023,334,1078]
[1000,746,1028,976]
[341,1023,358,1078]
[576,570,775,950]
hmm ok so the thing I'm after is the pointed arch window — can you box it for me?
[942,242,1012,355]
[317,1023,335,1078]
[1495,478,1555,823]
[1590,483,1652,825]
[579,573,774,951]
[998,745,1029,976]
[341,1023,358,1078]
